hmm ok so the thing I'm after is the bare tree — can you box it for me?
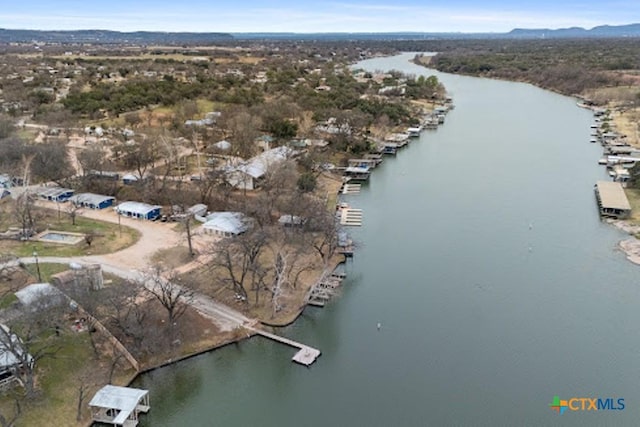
[209,229,268,302]
[218,106,261,159]
[1,298,66,398]
[105,282,151,356]
[13,193,36,239]
[115,137,158,179]
[75,373,93,422]
[144,267,194,327]
[65,201,81,226]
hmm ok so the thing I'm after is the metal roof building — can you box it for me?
[36,187,74,202]
[89,385,150,426]
[595,181,631,219]
[115,202,161,220]
[15,283,65,309]
[202,212,249,237]
[225,146,293,190]
[69,193,115,210]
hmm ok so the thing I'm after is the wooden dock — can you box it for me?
[340,208,363,226]
[341,183,362,195]
[250,328,321,366]
[305,270,346,307]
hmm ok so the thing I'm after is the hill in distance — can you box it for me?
[1,23,640,44]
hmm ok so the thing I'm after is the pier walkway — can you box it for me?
[247,326,321,366]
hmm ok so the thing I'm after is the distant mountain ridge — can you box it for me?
[0,29,233,44]
[508,23,640,38]
[1,23,640,44]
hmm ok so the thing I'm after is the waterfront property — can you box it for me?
[247,327,321,366]
[381,142,399,155]
[69,193,115,209]
[343,166,371,182]
[36,187,74,203]
[89,385,150,427]
[348,158,379,169]
[407,126,422,137]
[115,202,161,220]
[339,208,363,226]
[595,181,631,219]
[224,146,294,190]
[363,153,383,166]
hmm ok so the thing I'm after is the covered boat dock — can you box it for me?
[595,181,631,219]
[89,385,150,426]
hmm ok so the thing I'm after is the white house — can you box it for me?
[0,324,33,390]
[224,146,293,190]
[115,202,161,220]
[201,212,249,237]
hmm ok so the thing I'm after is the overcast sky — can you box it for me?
[1,0,639,33]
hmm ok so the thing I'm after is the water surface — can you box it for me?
[137,53,637,426]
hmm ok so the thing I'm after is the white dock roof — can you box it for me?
[596,181,631,210]
[89,385,148,422]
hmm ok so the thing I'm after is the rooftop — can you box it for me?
[116,201,161,216]
[89,385,149,425]
[203,212,248,234]
[596,181,631,211]
[69,193,114,205]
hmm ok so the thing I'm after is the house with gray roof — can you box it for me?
[69,193,115,210]
[36,187,74,202]
[201,212,249,237]
[224,146,294,190]
[115,202,161,220]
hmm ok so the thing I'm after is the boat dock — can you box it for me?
[341,183,362,195]
[250,328,321,366]
[339,208,363,226]
[305,270,346,308]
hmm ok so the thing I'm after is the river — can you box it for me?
[135,53,640,426]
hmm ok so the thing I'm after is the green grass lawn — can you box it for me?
[0,212,140,258]
[21,263,71,283]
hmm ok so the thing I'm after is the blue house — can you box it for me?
[115,202,161,220]
[37,187,74,202]
[122,174,139,185]
[69,193,115,210]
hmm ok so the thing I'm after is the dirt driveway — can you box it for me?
[75,206,216,272]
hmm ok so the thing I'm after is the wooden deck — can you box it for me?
[251,328,321,366]
[340,208,363,226]
[341,183,362,195]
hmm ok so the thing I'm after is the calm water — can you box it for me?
[136,53,639,426]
